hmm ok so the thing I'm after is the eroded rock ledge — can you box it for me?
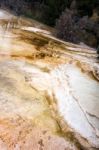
[0,10,99,150]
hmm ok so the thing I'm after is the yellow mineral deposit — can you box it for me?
[0,9,99,150]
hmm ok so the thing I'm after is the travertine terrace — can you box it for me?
[0,9,99,150]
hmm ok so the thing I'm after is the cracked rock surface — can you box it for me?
[0,9,99,150]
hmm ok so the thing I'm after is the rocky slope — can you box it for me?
[0,9,99,150]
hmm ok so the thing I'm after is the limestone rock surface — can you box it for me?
[0,9,99,150]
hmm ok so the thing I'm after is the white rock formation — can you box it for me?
[0,9,99,150]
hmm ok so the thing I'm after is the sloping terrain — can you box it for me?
[0,9,99,150]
